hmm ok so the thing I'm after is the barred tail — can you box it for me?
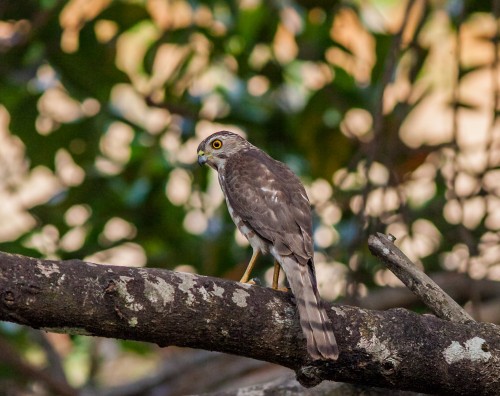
[281,256,339,360]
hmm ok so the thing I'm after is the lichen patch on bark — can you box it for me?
[144,276,175,308]
[177,273,196,306]
[116,276,144,311]
[232,288,250,307]
[36,261,60,277]
[266,297,295,330]
[358,332,400,368]
[211,284,225,298]
[443,337,492,364]
[331,306,346,317]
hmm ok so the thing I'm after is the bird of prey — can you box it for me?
[197,131,339,360]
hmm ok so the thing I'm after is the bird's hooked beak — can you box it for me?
[197,150,208,166]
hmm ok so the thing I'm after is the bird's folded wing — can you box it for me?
[222,150,313,264]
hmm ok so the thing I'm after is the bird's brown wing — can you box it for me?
[222,149,313,264]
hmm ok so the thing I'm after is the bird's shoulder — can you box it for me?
[223,148,304,192]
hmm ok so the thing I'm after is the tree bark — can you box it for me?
[368,233,474,323]
[0,251,499,395]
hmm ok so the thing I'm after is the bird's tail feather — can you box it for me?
[282,256,339,360]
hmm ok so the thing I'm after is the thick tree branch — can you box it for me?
[368,233,474,324]
[0,251,499,394]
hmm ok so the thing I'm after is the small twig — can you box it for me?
[357,272,500,312]
[30,330,69,385]
[368,233,474,324]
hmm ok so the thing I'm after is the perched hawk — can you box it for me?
[197,131,339,360]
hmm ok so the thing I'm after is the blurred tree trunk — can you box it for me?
[0,251,499,395]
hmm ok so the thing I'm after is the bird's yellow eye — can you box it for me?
[211,139,223,149]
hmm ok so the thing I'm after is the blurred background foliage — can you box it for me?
[0,0,499,394]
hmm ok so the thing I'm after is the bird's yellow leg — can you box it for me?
[239,250,260,284]
[272,261,280,289]
[272,261,289,292]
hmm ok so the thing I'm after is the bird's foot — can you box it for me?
[239,277,261,286]
[272,285,290,293]
[271,261,289,292]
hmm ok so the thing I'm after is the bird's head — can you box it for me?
[197,131,250,170]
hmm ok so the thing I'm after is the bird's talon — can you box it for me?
[240,278,260,286]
